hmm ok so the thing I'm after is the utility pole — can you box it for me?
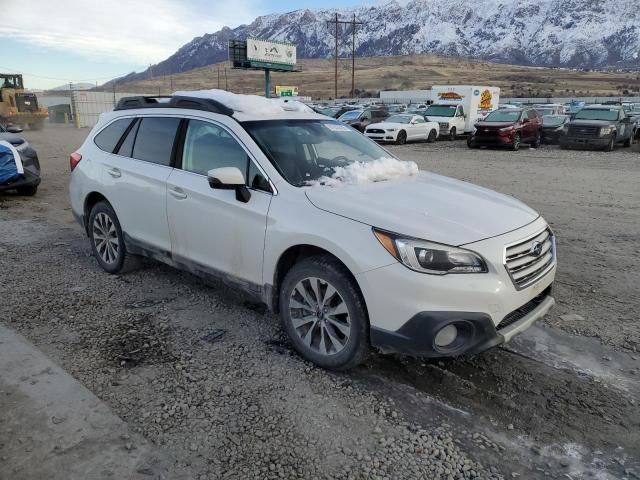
[217,66,220,89]
[327,14,362,99]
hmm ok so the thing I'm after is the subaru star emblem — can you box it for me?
[530,241,543,257]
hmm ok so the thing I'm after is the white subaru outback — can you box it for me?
[69,91,557,370]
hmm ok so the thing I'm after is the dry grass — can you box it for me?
[111,53,640,99]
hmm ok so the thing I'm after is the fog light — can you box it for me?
[434,324,458,347]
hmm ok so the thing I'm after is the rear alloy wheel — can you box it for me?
[449,127,457,141]
[280,256,369,370]
[511,133,521,151]
[89,201,140,274]
[396,130,407,145]
[427,129,437,143]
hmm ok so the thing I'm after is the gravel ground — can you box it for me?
[1,125,639,479]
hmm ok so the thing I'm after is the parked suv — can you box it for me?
[468,108,542,150]
[338,109,387,132]
[559,105,634,151]
[70,92,557,370]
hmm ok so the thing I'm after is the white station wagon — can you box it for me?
[69,91,557,370]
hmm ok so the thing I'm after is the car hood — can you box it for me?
[366,122,406,129]
[304,171,539,246]
[474,121,516,129]
[568,119,613,127]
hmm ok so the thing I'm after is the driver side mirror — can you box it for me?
[208,167,251,203]
[6,125,23,133]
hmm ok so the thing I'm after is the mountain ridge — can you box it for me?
[114,0,640,84]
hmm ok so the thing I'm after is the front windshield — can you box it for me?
[385,115,413,124]
[242,120,395,186]
[338,110,362,121]
[574,109,619,121]
[425,105,456,117]
[483,110,521,122]
[542,115,566,126]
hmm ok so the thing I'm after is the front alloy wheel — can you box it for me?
[279,256,369,370]
[289,277,351,356]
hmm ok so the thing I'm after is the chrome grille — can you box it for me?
[568,125,599,137]
[438,122,449,129]
[504,228,556,290]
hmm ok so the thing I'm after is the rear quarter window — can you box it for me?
[94,118,133,153]
[131,117,181,166]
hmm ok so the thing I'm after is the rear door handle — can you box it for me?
[168,187,187,200]
[106,167,121,178]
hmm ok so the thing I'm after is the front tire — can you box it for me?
[531,132,541,148]
[88,201,140,274]
[449,127,457,141]
[605,135,615,152]
[467,136,477,148]
[279,256,369,370]
[427,129,437,143]
[395,130,407,145]
[16,185,38,196]
[511,133,521,151]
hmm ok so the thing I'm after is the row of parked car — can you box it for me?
[313,100,639,152]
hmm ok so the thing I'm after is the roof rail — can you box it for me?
[114,95,234,116]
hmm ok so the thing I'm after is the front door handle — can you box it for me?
[168,187,187,200]
[106,167,121,178]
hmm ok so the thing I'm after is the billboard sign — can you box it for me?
[275,86,298,97]
[247,38,296,67]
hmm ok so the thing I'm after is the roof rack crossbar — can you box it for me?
[114,95,234,116]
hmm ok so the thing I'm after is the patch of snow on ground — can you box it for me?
[306,157,418,187]
[173,89,285,115]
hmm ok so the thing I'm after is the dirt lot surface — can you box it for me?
[1,125,639,480]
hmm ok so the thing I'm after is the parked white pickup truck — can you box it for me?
[426,86,501,139]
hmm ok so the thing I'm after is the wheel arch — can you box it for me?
[83,191,110,235]
[269,244,366,315]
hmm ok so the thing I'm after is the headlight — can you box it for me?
[562,125,569,133]
[386,128,397,132]
[373,229,488,275]
[600,126,614,136]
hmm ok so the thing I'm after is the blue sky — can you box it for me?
[1,0,368,90]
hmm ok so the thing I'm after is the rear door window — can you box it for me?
[132,117,181,166]
[94,118,133,153]
[115,119,139,157]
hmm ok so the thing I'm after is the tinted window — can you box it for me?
[116,119,139,157]
[181,120,248,176]
[132,117,180,166]
[94,118,132,153]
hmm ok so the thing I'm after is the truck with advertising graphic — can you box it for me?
[424,86,500,139]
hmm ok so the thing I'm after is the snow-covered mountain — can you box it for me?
[122,0,640,81]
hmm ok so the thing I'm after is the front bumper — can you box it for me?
[357,218,556,357]
[559,136,611,149]
[371,288,555,356]
[365,132,396,142]
[470,133,513,146]
[0,170,41,192]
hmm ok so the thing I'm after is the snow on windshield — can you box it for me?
[173,89,312,115]
[306,157,418,187]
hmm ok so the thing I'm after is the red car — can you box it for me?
[467,108,542,151]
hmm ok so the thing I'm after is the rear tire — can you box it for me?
[395,130,407,145]
[88,201,140,274]
[427,129,437,143]
[623,134,634,148]
[16,185,38,196]
[531,132,541,148]
[279,256,369,371]
[449,127,457,141]
[467,136,477,149]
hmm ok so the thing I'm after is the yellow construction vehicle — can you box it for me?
[0,73,48,130]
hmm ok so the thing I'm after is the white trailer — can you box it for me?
[425,86,501,138]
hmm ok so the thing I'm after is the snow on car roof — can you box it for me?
[172,89,318,120]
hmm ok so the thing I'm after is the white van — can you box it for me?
[425,86,501,139]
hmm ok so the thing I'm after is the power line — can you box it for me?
[326,14,363,99]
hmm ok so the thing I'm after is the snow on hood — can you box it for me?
[172,89,312,115]
[305,157,418,187]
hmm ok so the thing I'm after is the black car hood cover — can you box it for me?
[0,133,25,147]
